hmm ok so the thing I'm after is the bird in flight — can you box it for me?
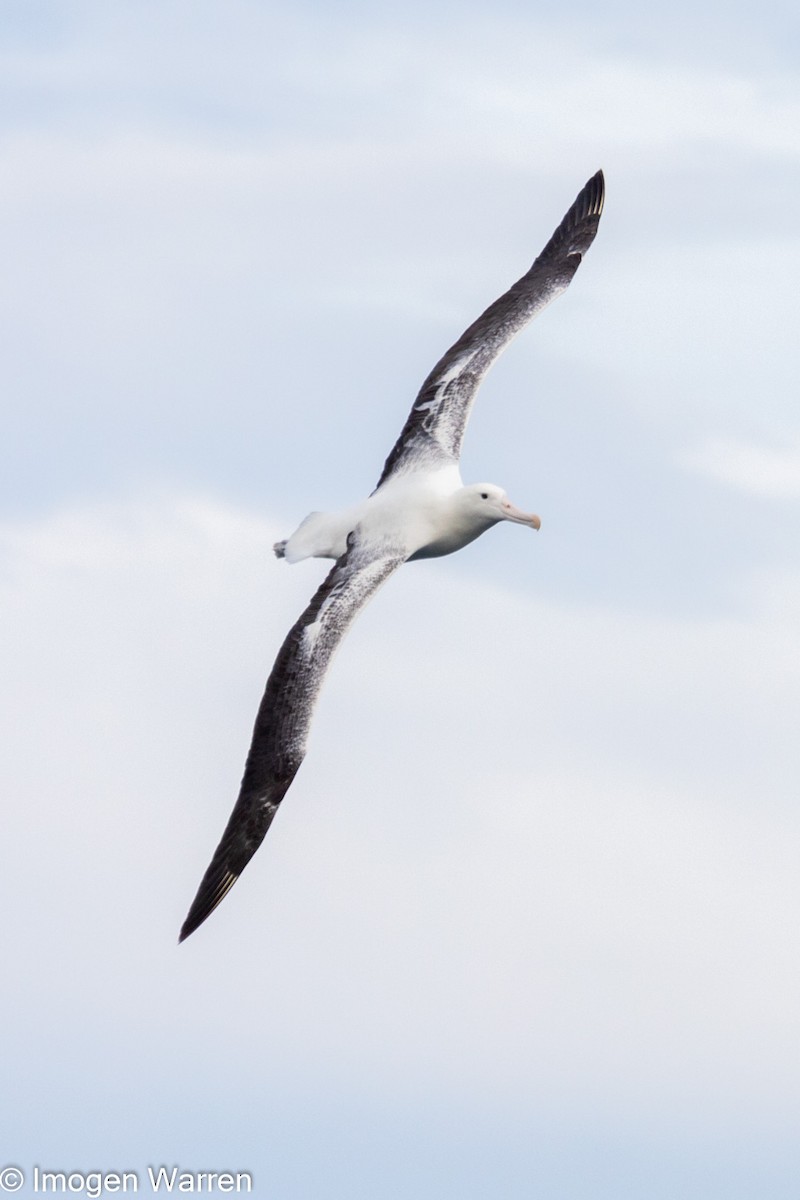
[180,170,605,941]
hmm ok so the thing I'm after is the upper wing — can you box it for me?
[375,170,604,488]
[179,533,406,942]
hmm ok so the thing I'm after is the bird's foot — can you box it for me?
[273,539,288,559]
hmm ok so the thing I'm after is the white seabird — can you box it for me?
[180,170,605,941]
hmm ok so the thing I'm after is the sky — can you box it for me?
[2,2,800,1197]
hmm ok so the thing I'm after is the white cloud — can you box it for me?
[2,492,799,1132]
[679,435,800,497]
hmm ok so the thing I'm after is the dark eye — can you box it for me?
[480,492,489,500]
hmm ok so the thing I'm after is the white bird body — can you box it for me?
[180,170,605,942]
[277,465,540,563]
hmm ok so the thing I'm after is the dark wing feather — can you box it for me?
[179,533,406,941]
[376,170,604,488]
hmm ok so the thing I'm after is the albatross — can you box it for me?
[180,170,605,942]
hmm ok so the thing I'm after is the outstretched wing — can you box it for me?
[376,170,604,488]
[179,533,406,942]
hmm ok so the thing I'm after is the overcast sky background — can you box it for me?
[2,2,800,1197]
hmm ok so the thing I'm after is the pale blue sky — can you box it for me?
[2,3,800,1198]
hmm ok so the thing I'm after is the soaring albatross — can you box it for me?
[180,170,604,941]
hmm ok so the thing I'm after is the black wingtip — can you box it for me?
[178,778,288,943]
[178,866,240,943]
[564,169,605,229]
[536,169,605,268]
[580,169,605,219]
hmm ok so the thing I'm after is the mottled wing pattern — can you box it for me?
[179,533,407,941]
[376,170,604,488]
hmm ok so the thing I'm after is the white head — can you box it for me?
[462,482,541,532]
[405,480,541,560]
